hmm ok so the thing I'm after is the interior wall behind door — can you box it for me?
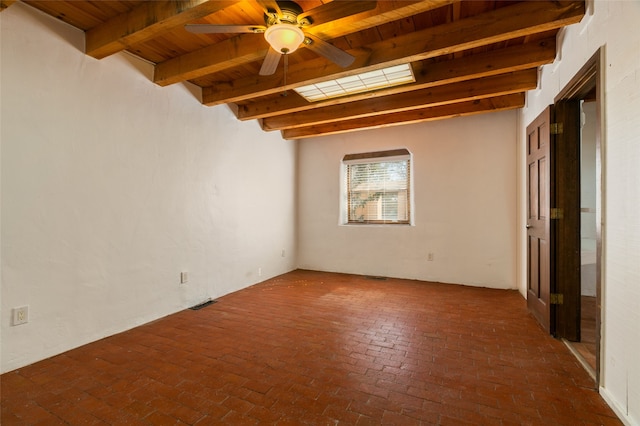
[580,101,597,297]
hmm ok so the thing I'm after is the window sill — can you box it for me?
[341,222,414,227]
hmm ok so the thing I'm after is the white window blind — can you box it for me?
[344,149,411,224]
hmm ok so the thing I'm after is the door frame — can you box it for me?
[554,49,604,384]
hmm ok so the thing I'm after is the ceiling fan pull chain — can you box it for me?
[282,54,289,97]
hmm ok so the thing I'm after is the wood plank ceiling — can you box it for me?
[5,0,585,139]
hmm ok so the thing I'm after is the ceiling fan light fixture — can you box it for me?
[265,23,305,54]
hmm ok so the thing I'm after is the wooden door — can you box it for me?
[526,107,553,332]
[552,100,581,341]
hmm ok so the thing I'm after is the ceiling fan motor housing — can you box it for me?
[264,1,311,27]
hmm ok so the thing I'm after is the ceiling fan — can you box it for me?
[185,0,377,76]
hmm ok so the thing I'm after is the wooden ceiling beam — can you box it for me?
[282,93,525,140]
[0,0,17,11]
[262,69,537,131]
[202,0,583,106]
[307,0,454,39]
[237,37,556,120]
[153,0,447,87]
[86,0,237,59]
[155,35,268,86]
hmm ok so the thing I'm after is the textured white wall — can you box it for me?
[297,111,517,289]
[581,101,597,243]
[581,102,597,297]
[517,1,640,423]
[0,3,297,373]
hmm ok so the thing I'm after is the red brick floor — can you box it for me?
[1,270,621,425]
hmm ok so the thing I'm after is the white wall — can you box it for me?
[581,101,597,297]
[517,1,640,423]
[581,101,598,244]
[0,3,297,373]
[298,111,517,289]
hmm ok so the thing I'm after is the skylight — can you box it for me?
[294,64,415,102]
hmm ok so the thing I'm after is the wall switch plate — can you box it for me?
[180,272,188,284]
[427,253,434,261]
[12,306,29,326]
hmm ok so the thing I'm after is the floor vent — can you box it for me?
[189,299,216,311]
[366,276,387,281]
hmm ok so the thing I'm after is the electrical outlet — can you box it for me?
[281,249,286,257]
[180,272,188,284]
[12,306,28,326]
[258,267,262,277]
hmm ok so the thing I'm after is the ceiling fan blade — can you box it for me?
[259,48,282,76]
[298,1,377,26]
[304,34,355,68]
[256,0,282,17]
[185,24,266,34]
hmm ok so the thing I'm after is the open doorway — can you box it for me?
[526,50,603,384]
[555,51,602,384]
[570,97,598,374]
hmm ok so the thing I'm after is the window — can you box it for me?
[343,149,412,225]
